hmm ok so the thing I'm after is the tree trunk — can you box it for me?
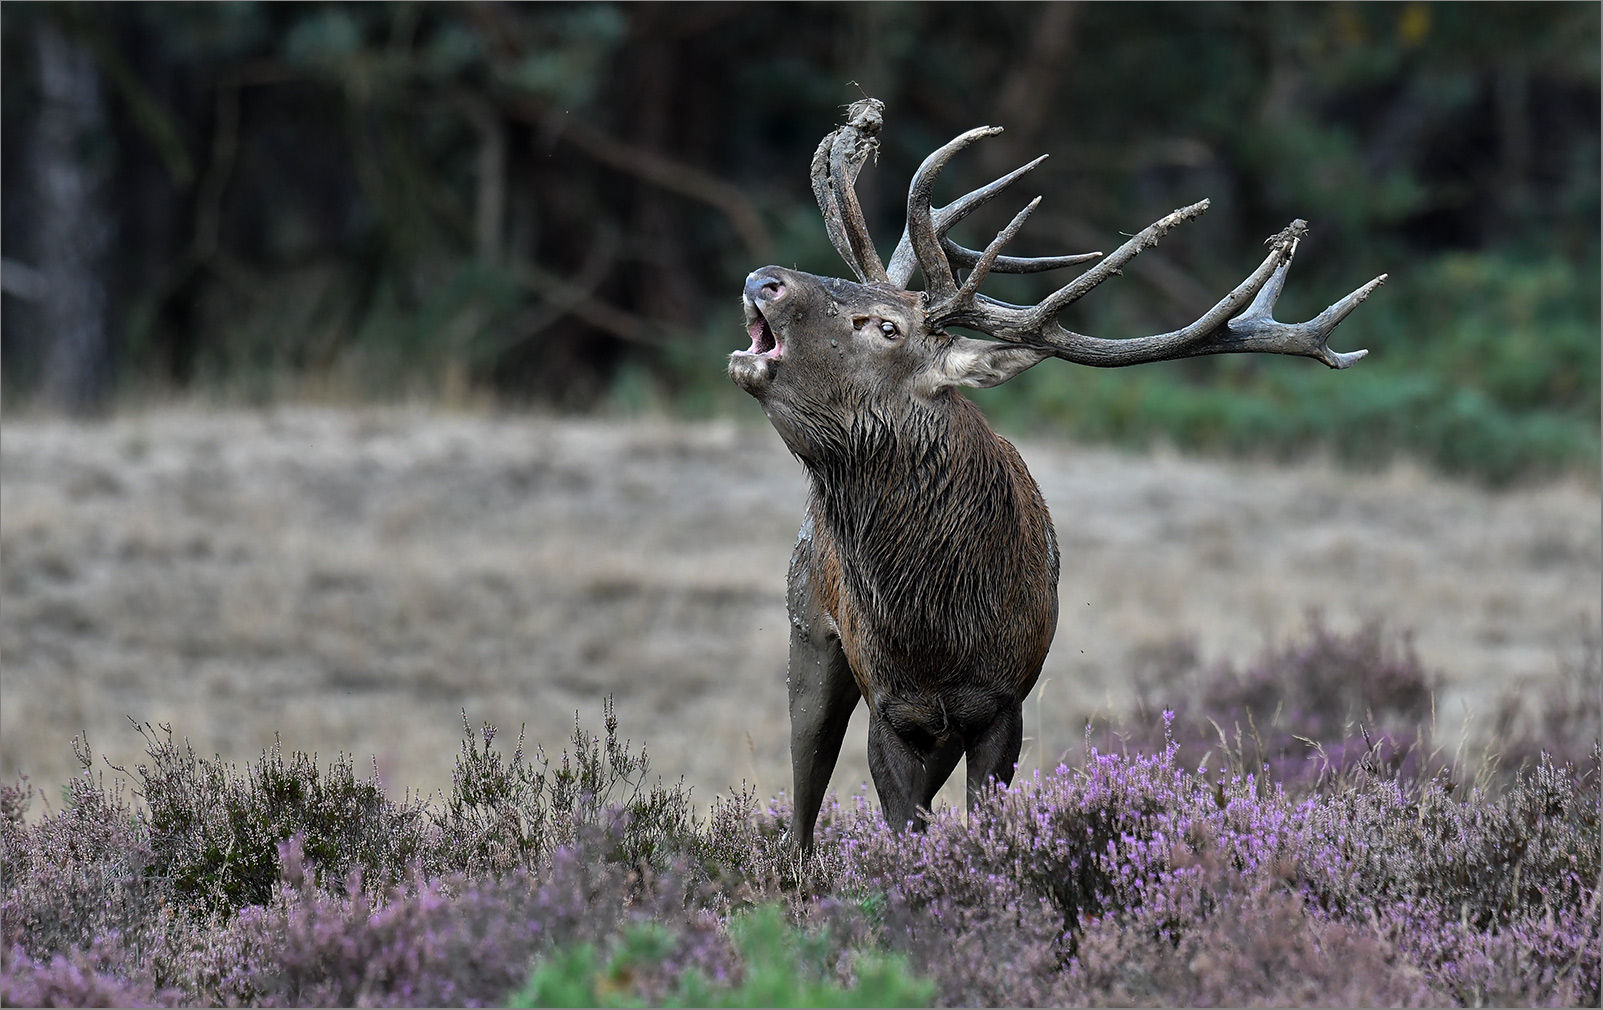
[34,19,113,414]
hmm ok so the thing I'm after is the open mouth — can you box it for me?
[736,303,784,359]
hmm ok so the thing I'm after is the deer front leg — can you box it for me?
[786,535,860,853]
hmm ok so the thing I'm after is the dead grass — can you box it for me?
[2,406,1598,813]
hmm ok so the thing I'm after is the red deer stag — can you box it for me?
[728,99,1385,851]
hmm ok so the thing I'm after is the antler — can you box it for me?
[811,106,1383,369]
[811,99,890,284]
[906,131,1386,370]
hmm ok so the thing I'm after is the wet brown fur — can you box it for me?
[804,389,1057,742]
[730,267,1059,846]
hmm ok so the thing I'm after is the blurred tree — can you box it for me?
[0,2,1594,477]
[32,14,113,414]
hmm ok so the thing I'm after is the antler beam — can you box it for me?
[951,218,1385,369]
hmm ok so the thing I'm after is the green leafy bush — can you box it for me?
[134,723,423,916]
[509,905,933,1008]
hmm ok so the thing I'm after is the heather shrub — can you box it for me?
[0,778,32,826]
[109,697,697,926]
[1,942,182,1008]
[438,700,698,878]
[132,723,428,917]
[1293,755,1601,1005]
[184,834,722,1008]
[1105,615,1442,790]
[819,737,1598,1007]
[0,738,163,962]
[1064,850,1448,1007]
[3,622,1597,1007]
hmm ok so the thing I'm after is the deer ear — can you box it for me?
[920,336,1051,393]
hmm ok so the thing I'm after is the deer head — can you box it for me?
[729,97,1386,465]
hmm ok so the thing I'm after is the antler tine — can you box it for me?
[935,154,1048,231]
[1023,199,1211,328]
[829,125,889,284]
[937,197,1042,321]
[811,99,888,284]
[942,239,1102,275]
[1226,238,1388,369]
[810,139,857,281]
[905,126,1003,298]
[887,152,1045,285]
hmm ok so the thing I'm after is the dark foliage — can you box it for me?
[2,3,1597,481]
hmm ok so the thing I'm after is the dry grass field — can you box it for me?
[2,406,1598,814]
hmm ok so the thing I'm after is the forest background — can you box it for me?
[3,1,1598,486]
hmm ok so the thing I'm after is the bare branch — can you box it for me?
[511,246,677,348]
[505,229,621,344]
[522,107,772,260]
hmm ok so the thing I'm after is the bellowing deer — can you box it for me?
[728,99,1385,850]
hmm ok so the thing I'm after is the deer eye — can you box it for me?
[879,321,899,340]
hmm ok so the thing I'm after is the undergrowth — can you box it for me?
[3,624,1598,1007]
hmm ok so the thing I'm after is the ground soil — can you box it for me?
[2,406,1598,814]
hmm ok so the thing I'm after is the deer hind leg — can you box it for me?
[869,696,963,831]
[866,712,932,833]
[965,703,1024,810]
[920,737,964,811]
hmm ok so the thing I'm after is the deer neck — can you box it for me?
[805,394,1034,612]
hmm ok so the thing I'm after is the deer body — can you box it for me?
[731,101,1384,849]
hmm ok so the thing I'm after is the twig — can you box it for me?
[508,101,772,259]
[512,259,677,347]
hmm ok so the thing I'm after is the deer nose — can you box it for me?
[744,273,787,305]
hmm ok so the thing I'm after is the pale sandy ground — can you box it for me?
[2,407,1598,815]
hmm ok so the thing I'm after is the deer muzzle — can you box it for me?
[728,272,791,395]
[735,273,787,361]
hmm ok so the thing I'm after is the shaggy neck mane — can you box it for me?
[804,393,1039,667]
